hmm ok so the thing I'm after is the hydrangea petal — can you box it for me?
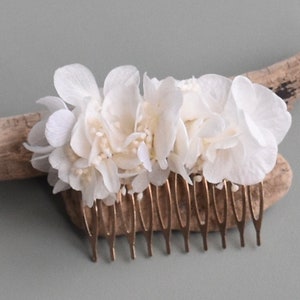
[148,162,170,186]
[94,173,110,200]
[49,147,72,183]
[45,109,75,147]
[103,65,140,96]
[70,116,91,158]
[231,76,256,113]
[54,64,100,106]
[31,153,50,172]
[180,91,210,122]
[137,142,152,172]
[27,120,48,146]
[53,179,70,194]
[113,153,140,170]
[103,194,117,206]
[197,74,231,113]
[168,153,192,184]
[173,119,189,160]
[37,96,67,112]
[154,113,178,163]
[96,159,120,193]
[132,171,149,193]
[253,83,291,143]
[23,143,54,154]
[102,85,141,137]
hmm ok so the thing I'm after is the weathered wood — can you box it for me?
[0,112,43,181]
[243,52,300,110]
[0,53,299,181]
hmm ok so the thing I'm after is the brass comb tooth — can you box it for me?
[247,182,264,246]
[117,193,136,260]
[98,201,116,261]
[229,184,247,247]
[174,174,191,253]
[211,181,228,249]
[154,180,172,255]
[136,185,154,257]
[82,180,264,262]
[193,176,209,251]
[62,154,292,262]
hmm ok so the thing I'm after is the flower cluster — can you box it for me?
[25,64,291,207]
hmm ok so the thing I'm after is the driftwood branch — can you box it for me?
[0,112,43,181]
[243,52,300,110]
[0,52,299,182]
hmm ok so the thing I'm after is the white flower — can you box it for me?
[24,96,72,193]
[131,74,191,193]
[48,64,143,206]
[26,64,291,207]
[179,74,291,185]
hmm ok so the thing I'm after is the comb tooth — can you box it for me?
[91,202,99,262]
[247,182,264,246]
[81,201,99,262]
[230,184,246,247]
[117,194,136,259]
[174,174,191,253]
[98,201,116,261]
[136,185,154,256]
[212,181,228,249]
[193,177,209,251]
[155,181,172,254]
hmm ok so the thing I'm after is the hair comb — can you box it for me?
[0,53,298,262]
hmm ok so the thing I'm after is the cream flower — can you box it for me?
[48,64,143,206]
[179,74,291,185]
[26,64,291,207]
[131,74,191,193]
[24,96,73,193]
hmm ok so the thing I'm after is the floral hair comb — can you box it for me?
[1,53,298,262]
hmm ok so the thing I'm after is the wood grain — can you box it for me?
[0,112,43,181]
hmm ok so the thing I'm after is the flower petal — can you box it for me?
[94,172,110,200]
[102,85,142,138]
[173,119,189,159]
[168,153,192,184]
[148,162,169,186]
[37,96,67,112]
[27,120,48,146]
[53,179,70,194]
[45,109,76,147]
[49,147,72,183]
[96,159,120,193]
[70,116,91,158]
[197,74,232,113]
[103,65,140,96]
[132,171,149,193]
[137,142,152,172]
[154,113,178,163]
[103,194,117,206]
[24,143,54,154]
[54,64,100,106]
[253,83,291,144]
[180,91,210,122]
[31,153,50,172]
[231,76,256,113]
[113,153,140,170]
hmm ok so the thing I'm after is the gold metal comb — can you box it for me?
[0,53,298,262]
[62,155,291,262]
